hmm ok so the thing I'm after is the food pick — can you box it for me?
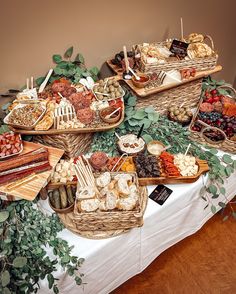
[180,17,184,41]
[137,124,144,138]
[21,76,38,99]
[38,68,53,93]
[105,107,121,120]
[128,66,140,80]
[184,143,191,156]
[123,46,132,80]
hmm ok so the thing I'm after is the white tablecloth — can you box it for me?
[38,171,236,294]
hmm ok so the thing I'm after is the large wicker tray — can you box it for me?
[189,85,236,154]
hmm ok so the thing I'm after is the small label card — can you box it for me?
[149,185,173,205]
[170,39,189,58]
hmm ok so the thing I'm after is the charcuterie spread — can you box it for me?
[5,77,125,134]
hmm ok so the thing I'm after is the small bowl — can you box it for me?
[117,134,146,156]
[99,106,121,124]
[168,113,192,127]
[147,140,165,156]
[49,199,74,214]
[131,74,150,88]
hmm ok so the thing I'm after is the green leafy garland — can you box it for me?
[0,199,84,294]
[91,90,236,220]
[35,46,99,86]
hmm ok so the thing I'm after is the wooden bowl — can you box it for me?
[49,199,74,214]
[99,106,121,124]
[131,74,150,88]
[147,140,165,156]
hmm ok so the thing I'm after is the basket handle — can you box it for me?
[204,35,214,50]
[217,85,236,98]
[197,119,227,144]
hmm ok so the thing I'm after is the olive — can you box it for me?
[99,80,104,86]
[174,110,180,115]
[127,51,134,57]
[108,80,113,86]
[111,93,116,99]
[98,94,104,100]
[177,115,183,120]
[119,51,124,58]
[114,82,119,88]
[109,85,115,91]
[115,91,120,97]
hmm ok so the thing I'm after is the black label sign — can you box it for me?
[149,185,173,205]
[170,39,189,58]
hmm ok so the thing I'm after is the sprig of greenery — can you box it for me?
[35,46,99,86]
[0,199,84,294]
[91,90,236,220]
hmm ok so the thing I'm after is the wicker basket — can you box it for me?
[136,78,202,114]
[189,85,236,153]
[137,36,218,73]
[73,172,148,231]
[58,212,131,239]
[33,133,93,159]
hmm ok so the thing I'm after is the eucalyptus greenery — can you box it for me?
[91,90,236,220]
[0,199,84,294]
[35,46,99,86]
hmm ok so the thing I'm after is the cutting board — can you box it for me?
[0,141,64,201]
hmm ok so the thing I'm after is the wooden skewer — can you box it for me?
[104,79,108,90]
[184,143,191,156]
[31,77,34,90]
[115,132,121,140]
[123,45,129,74]
[95,91,109,96]
[180,17,184,41]
[26,78,29,90]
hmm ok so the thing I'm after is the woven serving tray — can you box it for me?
[189,85,236,153]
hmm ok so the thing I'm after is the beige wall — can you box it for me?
[0,0,236,92]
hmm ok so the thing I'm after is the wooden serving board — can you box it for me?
[107,60,222,98]
[0,141,64,201]
[47,159,209,189]
[9,106,124,135]
[137,159,209,186]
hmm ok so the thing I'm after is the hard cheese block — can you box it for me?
[0,141,64,201]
